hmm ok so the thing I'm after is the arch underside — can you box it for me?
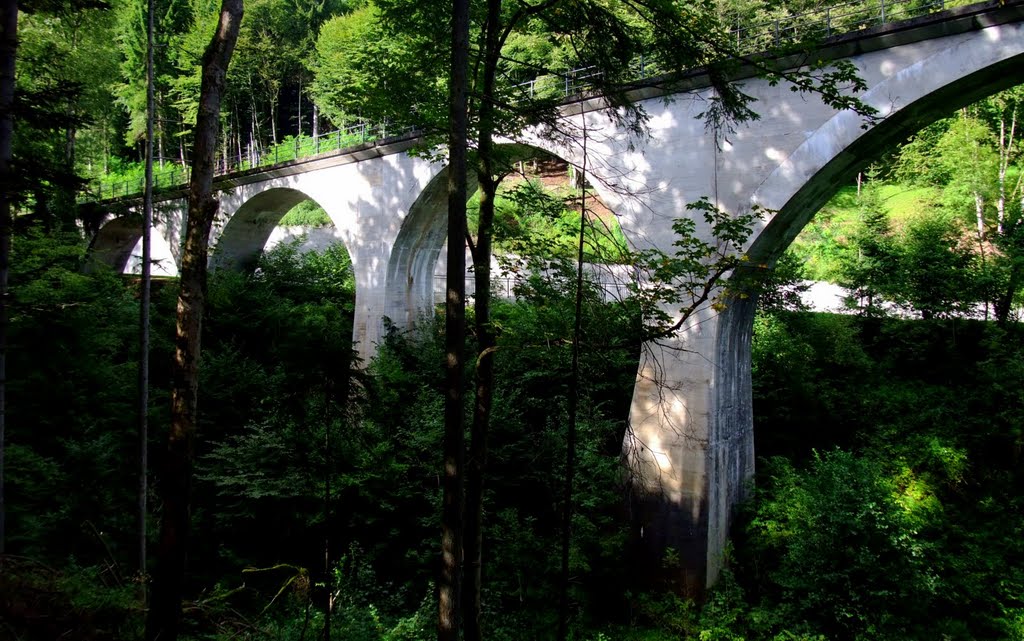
[701,16,1024,589]
[89,216,142,273]
[88,216,178,277]
[384,143,628,330]
[750,45,1024,262]
[212,188,315,270]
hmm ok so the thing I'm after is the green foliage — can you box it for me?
[8,221,1024,640]
[628,198,761,338]
[193,241,358,576]
[485,177,629,264]
[355,263,641,639]
[15,2,1024,639]
[4,232,148,562]
[92,155,191,199]
[259,131,375,167]
[115,0,195,147]
[832,182,987,318]
[799,87,1024,318]
[891,214,983,318]
[746,451,939,640]
[13,1,123,228]
[0,559,144,640]
[754,250,810,314]
[837,184,900,315]
[277,200,333,227]
[744,309,1024,640]
[311,3,447,130]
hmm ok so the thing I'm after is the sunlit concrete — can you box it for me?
[91,0,1024,594]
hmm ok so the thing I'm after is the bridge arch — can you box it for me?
[384,142,632,330]
[747,21,1024,262]
[691,15,1024,591]
[89,215,142,273]
[89,215,179,277]
[72,3,1024,595]
[383,162,454,329]
[211,187,350,271]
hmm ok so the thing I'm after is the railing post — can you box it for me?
[880,0,886,23]
[294,136,298,160]
[774,19,780,45]
[826,7,831,36]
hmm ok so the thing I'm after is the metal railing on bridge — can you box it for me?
[86,0,963,203]
[511,0,952,97]
[89,121,419,202]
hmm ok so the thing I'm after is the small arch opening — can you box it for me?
[212,187,351,273]
[88,215,179,278]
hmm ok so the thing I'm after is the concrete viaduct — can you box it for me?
[89,0,1024,594]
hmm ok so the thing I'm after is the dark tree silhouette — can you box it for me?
[146,0,243,637]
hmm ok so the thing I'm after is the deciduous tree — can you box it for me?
[146,0,243,637]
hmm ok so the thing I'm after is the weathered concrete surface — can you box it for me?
[92,1,1024,593]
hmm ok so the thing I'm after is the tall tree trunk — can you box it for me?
[0,0,18,559]
[322,395,333,641]
[158,106,165,169]
[61,109,77,231]
[439,0,469,637]
[250,97,259,163]
[995,254,1022,325]
[145,0,242,638]
[61,15,79,230]
[974,190,986,253]
[996,104,1016,235]
[270,92,278,145]
[463,1,501,638]
[138,0,156,580]
[235,108,242,167]
[221,116,229,172]
[103,125,110,173]
[64,119,76,178]
[558,127,588,641]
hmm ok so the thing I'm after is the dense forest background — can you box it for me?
[2,0,1024,638]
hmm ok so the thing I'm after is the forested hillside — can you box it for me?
[1,0,1023,639]
[791,88,1024,324]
